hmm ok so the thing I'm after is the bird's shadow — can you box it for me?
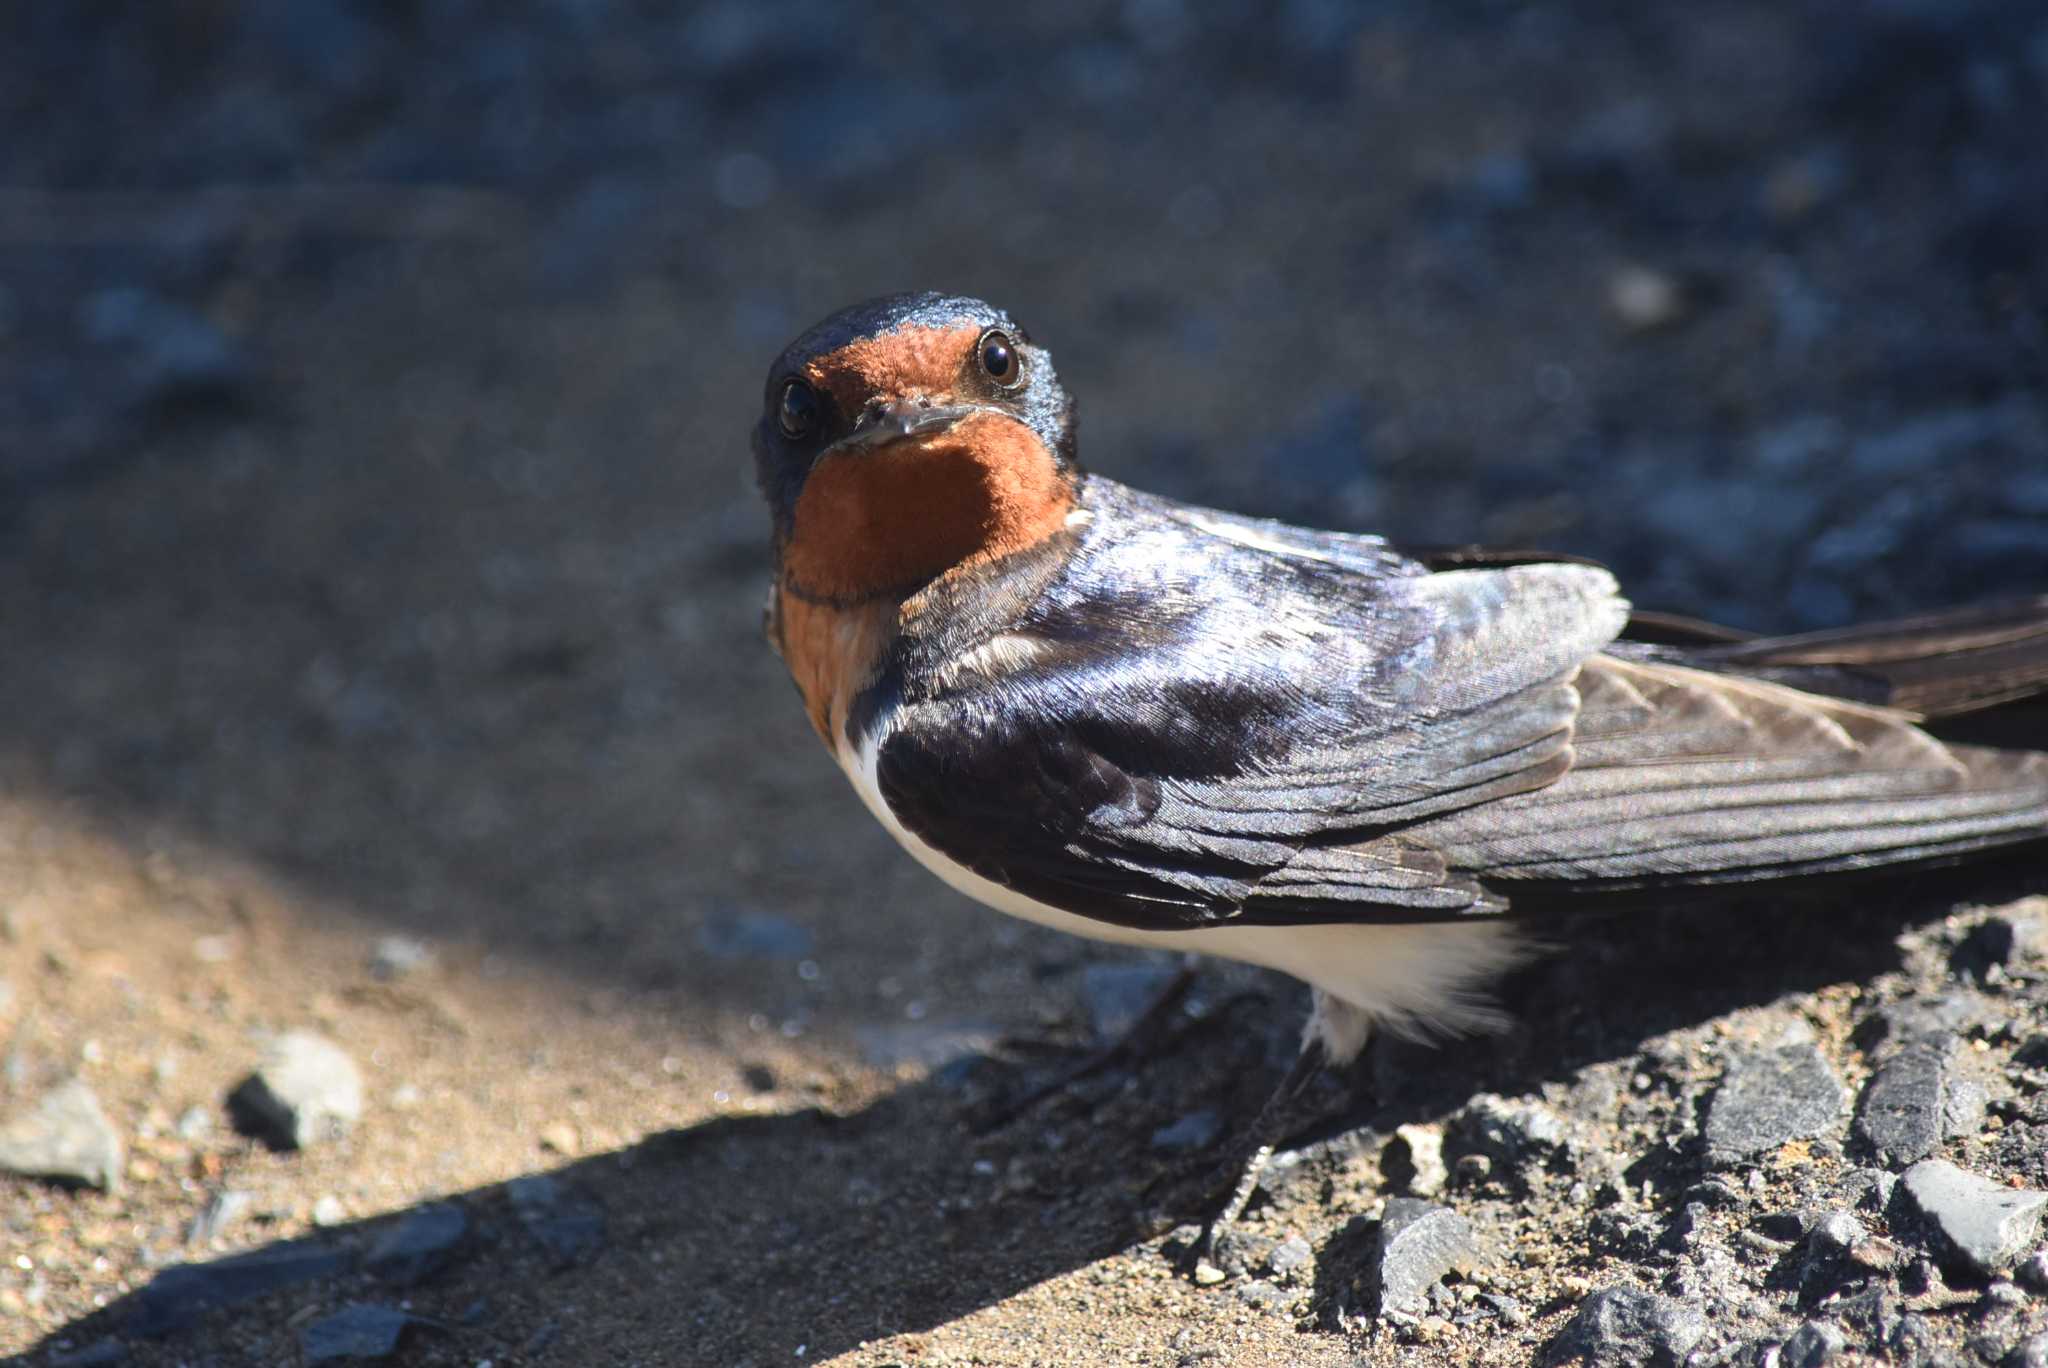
[36,861,2038,1363]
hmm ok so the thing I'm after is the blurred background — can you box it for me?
[2,2,2046,1361]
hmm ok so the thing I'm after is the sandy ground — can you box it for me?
[5,4,2048,1365]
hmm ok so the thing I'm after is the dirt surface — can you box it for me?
[5,3,2048,1365]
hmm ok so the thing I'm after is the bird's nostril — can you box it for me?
[875,397,923,434]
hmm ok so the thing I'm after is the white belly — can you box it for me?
[836,733,1521,1051]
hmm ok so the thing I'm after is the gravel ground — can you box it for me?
[4,3,2047,1365]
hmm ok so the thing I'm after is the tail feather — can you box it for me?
[1631,594,2048,719]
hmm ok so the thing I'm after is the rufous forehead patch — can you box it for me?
[800,324,984,416]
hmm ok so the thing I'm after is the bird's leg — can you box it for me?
[973,959,1201,1134]
[1195,1035,1332,1260]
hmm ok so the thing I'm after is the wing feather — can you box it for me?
[872,480,2048,933]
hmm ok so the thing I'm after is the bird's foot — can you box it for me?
[1146,1038,1338,1279]
[970,962,1202,1134]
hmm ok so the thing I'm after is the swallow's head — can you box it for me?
[755,293,1080,603]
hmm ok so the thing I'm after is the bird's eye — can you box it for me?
[778,379,819,440]
[977,329,1022,387]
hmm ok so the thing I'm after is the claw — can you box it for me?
[1190,1036,1334,1265]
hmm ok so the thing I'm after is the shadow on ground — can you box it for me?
[37,857,2039,1365]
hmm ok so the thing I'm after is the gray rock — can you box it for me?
[0,1077,123,1192]
[1235,1279,1285,1310]
[2008,1334,2048,1368]
[1855,1038,1953,1166]
[1899,1159,2048,1276]
[366,1202,469,1286]
[1150,1109,1222,1153]
[509,1173,605,1265]
[1985,1279,2027,1310]
[2018,1248,2048,1291]
[1268,1234,1312,1278]
[228,1032,363,1150]
[302,1304,429,1362]
[1842,1166,1897,1215]
[1546,1286,1706,1367]
[1942,1076,1988,1140]
[1482,1292,1530,1327]
[1781,1320,1846,1368]
[1809,1211,1867,1257]
[1666,1202,1709,1250]
[129,1242,352,1336]
[1683,1177,1744,1210]
[1366,1198,1479,1318]
[1705,1042,1846,1160]
[1863,993,1998,1049]
[1755,1209,1815,1242]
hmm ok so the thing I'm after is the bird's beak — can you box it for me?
[834,397,987,454]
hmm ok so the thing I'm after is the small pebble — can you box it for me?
[1234,1279,1284,1310]
[1780,1319,1845,1368]
[311,1194,348,1227]
[1268,1234,1312,1278]
[1606,265,1687,331]
[1481,1292,1529,1327]
[1192,1260,1226,1286]
[1548,1285,1705,1367]
[1900,1159,2048,1277]
[1704,1042,1846,1161]
[129,1242,352,1336]
[1942,1076,1989,1140]
[301,1304,424,1363]
[366,1203,469,1286]
[1368,1199,1480,1318]
[228,1032,363,1150]
[1810,1211,1867,1256]
[368,935,435,980]
[0,1077,124,1192]
[175,1106,213,1142]
[1848,1237,1906,1273]
[1984,1279,2027,1310]
[1855,1038,1954,1166]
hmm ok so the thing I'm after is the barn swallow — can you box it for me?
[753,292,2048,1233]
